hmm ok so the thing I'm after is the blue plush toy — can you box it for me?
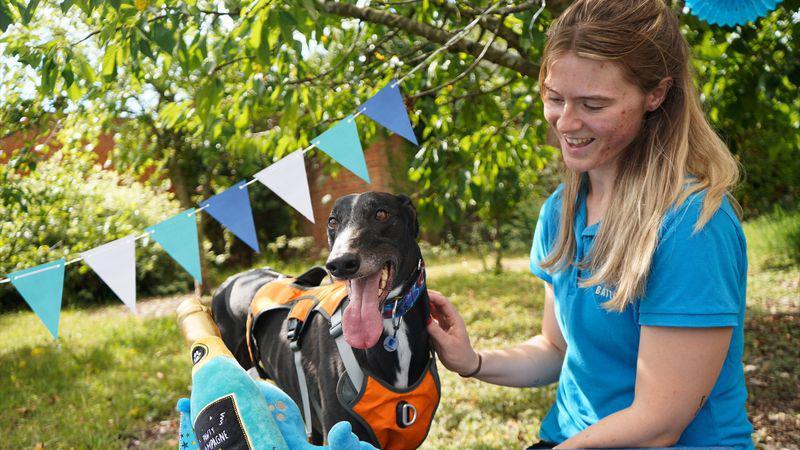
[176,298,376,450]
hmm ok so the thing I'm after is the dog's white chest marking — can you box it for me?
[384,318,411,389]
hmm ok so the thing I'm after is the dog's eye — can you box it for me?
[328,217,339,229]
[375,209,390,222]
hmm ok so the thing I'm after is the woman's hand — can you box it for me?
[426,289,480,376]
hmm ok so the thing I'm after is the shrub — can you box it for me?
[0,150,193,310]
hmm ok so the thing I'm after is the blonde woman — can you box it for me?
[426,0,754,448]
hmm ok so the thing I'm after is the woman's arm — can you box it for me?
[555,326,733,448]
[427,282,566,388]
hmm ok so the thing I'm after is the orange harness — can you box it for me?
[245,271,440,450]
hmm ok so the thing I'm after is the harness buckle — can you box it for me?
[329,322,343,338]
[287,318,301,343]
[396,401,417,428]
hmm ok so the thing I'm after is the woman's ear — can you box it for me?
[646,77,673,112]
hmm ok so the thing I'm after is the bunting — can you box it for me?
[145,209,203,283]
[254,150,315,223]
[81,235,138,313]
[1,0,519,346]
[312,115,370,184]
[359,80,418,145]
[200,181,260,253]
[8,259,66,340]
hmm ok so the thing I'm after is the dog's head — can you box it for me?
[325,192,421,349]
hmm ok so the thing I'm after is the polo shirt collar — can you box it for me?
[575,181,600,238]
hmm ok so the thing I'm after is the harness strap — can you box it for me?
[330,305,365,392]
[294,349,313,439]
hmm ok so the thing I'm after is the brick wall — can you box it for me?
[301,134,410,251]
[1,128,156,181]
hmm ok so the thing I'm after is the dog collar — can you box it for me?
[382,259,426,320]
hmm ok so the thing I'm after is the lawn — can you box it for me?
[1,210,797,449]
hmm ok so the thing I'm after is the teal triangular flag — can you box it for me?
[145,209,203,282]
[9,258,66,340]
[312,115,370,183]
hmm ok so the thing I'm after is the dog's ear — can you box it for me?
[397,194,419,239]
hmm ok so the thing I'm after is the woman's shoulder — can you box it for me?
[660,188,744,248]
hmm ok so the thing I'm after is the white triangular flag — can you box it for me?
[81,235,137,313]
[254,150,315,223]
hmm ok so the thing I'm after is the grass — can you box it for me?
[0,308,188,449]
[0,209,797,449]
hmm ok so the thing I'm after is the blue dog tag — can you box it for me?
[383,335,398,352]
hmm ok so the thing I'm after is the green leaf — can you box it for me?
[19,0,39,24]
[0,0,13,32]
[67,81,83,102]
[59,0,74,14]
[151,21,176,54]
[102,43,118,80]
[249,12,263,50]
[61,68,74,87]
[234,104,250,129]
[137,28,155,60]
[278,11,296,44]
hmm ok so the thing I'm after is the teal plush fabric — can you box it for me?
[178,355,376,450]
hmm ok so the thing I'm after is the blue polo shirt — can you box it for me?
[529,184,754,448]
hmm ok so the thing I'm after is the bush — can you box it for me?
[0,150,193,310]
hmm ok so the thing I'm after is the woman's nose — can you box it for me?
[557,103,582,133]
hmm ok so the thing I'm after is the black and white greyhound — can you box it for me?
[211,192,433,445]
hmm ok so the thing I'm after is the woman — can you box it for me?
[426,0,754,448]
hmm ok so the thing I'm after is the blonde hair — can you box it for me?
[538,0,741,311]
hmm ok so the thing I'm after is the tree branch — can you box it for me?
[70,13,170,47]
[316,1,540,78]
[433,0,530,59]
[410,30,498,99]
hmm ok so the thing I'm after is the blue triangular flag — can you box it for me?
[8,258,66,340]
[145,209,203,282]
[358,80,418,145]
[200,181,260,252]
[312,115,370,184]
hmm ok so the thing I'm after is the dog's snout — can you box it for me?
[326,253,361,279]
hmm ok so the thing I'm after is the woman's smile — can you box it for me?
[543,52,649,178]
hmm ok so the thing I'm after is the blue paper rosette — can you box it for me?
[685,0,783,26]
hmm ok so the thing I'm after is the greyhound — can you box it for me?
[211,192,435,446]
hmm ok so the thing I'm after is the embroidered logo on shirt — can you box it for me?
[594,285,614,299]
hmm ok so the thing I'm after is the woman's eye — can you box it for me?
[547,96,564,104]
[328,217,339,229]
[584,104,605,111]
[375,209,390,222]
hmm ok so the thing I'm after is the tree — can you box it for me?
[1,0,797,279]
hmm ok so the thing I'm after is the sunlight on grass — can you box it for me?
[0,308,189,449]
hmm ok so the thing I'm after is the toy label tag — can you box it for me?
[193,394,252,450]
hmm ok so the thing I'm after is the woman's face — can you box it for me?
[543,52,649,176]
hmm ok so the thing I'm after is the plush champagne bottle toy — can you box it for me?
[176,298,376,450]
[177,297,289,450]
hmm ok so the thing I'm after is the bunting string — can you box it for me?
[0,0,546,340]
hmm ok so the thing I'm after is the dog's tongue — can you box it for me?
[343,271,383,349]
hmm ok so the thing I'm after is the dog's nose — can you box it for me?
[326,253,361,279]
